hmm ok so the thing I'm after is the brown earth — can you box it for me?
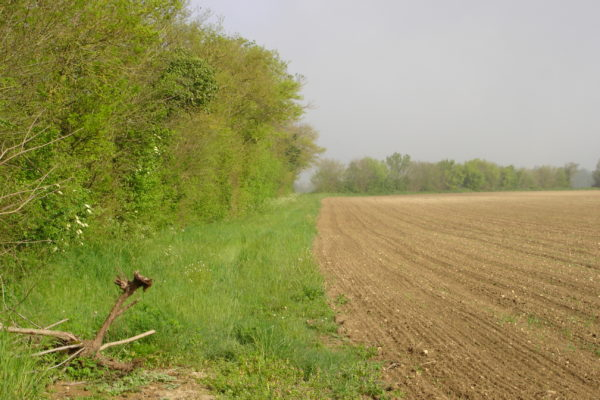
[314,191,600,400]
[48,369,214,400]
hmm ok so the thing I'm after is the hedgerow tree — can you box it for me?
[311,154,579,194]
[1,0,322,266]
[311,159,346,192]
[593,160,600,188]
[385,153,411,191]
[345,157,388,193]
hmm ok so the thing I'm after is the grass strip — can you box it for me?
[5,194,392,399]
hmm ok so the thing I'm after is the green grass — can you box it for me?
[5,194,390,399]
[0,333,46,400]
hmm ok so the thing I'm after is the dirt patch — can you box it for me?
[48,369,215,399]
[315,191,600,399]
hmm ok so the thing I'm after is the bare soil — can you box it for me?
[314,191,600,399]
[48,369,214,400]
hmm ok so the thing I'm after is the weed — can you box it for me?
[526,314,543,328]
[64,357,107,381]
[335,293,350,306]
[499,314,518,325]
[96,370,175,396]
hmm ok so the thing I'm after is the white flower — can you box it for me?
[57,190,64,195]
[66,223,71,229]
[76,229,83,235]
[86,208,92,214]
[84,203,91,209]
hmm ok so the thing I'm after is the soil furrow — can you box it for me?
[315,191,600,399]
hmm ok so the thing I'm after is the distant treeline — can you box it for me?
[0,1,322,257]
[311,154,600,193]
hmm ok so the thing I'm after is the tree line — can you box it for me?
[0,0,322,264]
[311,154,599,193]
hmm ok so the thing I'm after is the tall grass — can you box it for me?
[9,194,388,399]
[0,333,45,400]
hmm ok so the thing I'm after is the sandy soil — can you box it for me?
[314,191,600,399]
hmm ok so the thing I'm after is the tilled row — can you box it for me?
[315,191,600,400]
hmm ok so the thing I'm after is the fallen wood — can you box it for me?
[85,271,152,357]
[99,329,156,352]
[0,324,80,343]
[32,343,83,357]
[44,318,69,330]
[1,271,155,372]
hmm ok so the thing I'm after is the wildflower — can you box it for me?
[76,229,83,235]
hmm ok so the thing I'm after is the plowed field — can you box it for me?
[314,191,600,399]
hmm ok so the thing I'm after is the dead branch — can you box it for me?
[86,271,152,356]
[47,348,85,371]
[1,271,155,372]
[0,168,56,216]
[32,343,83,357]
[0,128,79,167]
[99,330,155,352]
[114,299,139,319]
[44,318,69,330]
[0,324,80,343]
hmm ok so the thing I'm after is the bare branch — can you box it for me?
[89,272,152,353]
[0,168,55,216]
[32,343,83,357]
[0,112,46,161]
[99,330,156,352]
[0,128,79,167]
[47,348,85,371]
[0,283,36,315]
[2,272,155,371]
[44,318,69,330]
[14,311,42,329]
[0,324,81,343]
[114,299,139,319]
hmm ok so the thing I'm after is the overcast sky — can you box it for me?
[190,0,600,170]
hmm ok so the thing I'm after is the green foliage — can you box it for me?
[345,157,389,193]
[462,159,487,190]
[311,159,346,192]
[1,1,322,262]
[437,159,464,190]
[96,370,176,396]
[156,52,218,112]
[312,154,579,194]
[386,153,411,191]
[207,353,392,399]
[593,159,600,188]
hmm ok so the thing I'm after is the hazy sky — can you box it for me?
[190,0,600,170]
